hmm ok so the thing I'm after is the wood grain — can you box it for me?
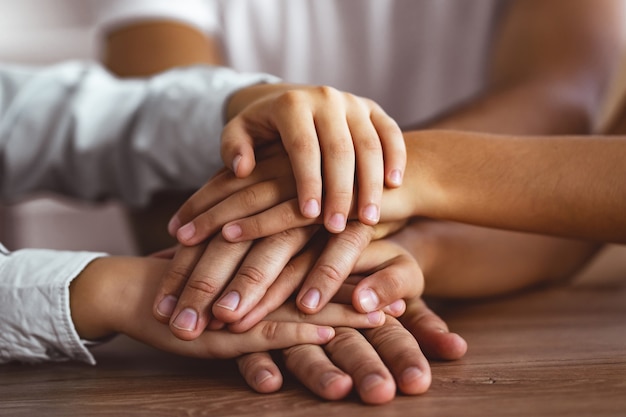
[2,284,625,417]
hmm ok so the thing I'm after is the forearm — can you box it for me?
[0,63,276,206]
[389,219,600,299]
[398,131,626,243]
[386,0,625,294]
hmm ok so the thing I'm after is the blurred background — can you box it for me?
[0,0,137,255]
[0,0,624,284]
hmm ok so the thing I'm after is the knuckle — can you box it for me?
[289,136,318,155]
[315,85,339,99]
[334,223,374,251]
[240,187,260,209]
[276,89,307,109]
[266,227,303,248]
[163,264,194,288]
[315,263,346,284]
[327,139,354,158]
[358,134,383,153]
[364,316,403,345]
[236,264,269,287]
[326,329,359,350]
[283,345,321,369]
[261,321,280,341]
[185,277,221,299]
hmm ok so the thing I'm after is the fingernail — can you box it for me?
[320,371,344,388]
[367,311,384,325]
[317,326,334,341]
[328,213,346,232]
[363,204,379,223]
[303,199,321,218]
[255,369,274,386]
[233,154,242,175]
[301,288,321,309]
[156,295,178,318]
[177,222,196,242]
[216,291,241,311]
[389,169,403,186]
[401,367,423,385]
[387,299,405,316]
[361,373,385,392]
[172,308,198,331]
[167,215,181,236]
[223,224,243,241]
[358,288,380,312]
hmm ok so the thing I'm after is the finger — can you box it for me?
[370,105,405,188]
[264,302,385,328]
[212,226,316,323]
[221,117,258,178]
[169,236,253,341]
[315,90,355,233]
[382,299,407,317]
[297,222,374,314]
[236,352,283,394]
[351,240,423,313]
[180,177,296,246]
[347,100,384,226]
[221,199,318,243]
[152,244,206,324]
[282,344,353,401]
[273,90,323,220]
[400,297,468,360]
[160,321,336,359]
[169,154,292,237]
[324,327,396,405]
[362,315,432,396]
[229,232,325,332]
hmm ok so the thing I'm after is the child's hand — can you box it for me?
[168,84,406,239]
[168,144,416,246]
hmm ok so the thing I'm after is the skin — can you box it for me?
[70,255,396,357]
[99,0,624,404]
[189,131,626,244]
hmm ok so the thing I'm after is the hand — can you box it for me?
[69,256,392,358]
[168,144,415,246]
[236,296,468,403]
[222,84,406,234]
[151,221,420,340]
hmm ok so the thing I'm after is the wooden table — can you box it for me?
[2,283,625,417]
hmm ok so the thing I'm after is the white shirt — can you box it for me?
[0,62,278,364]
[93,0,507,129]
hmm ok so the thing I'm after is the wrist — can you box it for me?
[226,83,297,121]
[69,257,119,341]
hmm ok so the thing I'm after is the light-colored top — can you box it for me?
[0,62,278,364]
[93,0,506,128]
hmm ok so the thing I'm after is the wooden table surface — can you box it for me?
[2,283,625,417]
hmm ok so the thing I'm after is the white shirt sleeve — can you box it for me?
[0,243,106,364]
[0,61,279,364]
[0,61,280,206]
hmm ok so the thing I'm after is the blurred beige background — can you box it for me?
[0,0,624,283]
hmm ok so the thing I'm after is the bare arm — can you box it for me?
[399,131,626,243]
[391,0,625,296]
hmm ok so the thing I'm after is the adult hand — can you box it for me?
[152,220,419,340]
[237,296,468,403]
